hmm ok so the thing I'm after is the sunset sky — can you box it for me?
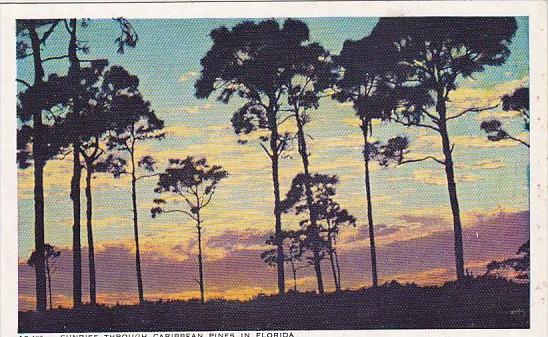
[17,17,529,310]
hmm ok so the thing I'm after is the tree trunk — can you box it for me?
[32,113,47,313]
[71,142,82,307]
[85,165,97,305]
[326,222,340,292]
[294,112,324,294]
[437,96,465,281]
[327,247,340,291]
[269,116,285,295]
[361,122,378,288]
[196,215,205,303]
[334,247,342,290]
[290,260,297,292]
[312,249,325,294]
[28,24,47,313]
[67,18,82,308]
[45,260,52,310]
[130,150,145,304]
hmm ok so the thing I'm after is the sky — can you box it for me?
[17,17,530,310]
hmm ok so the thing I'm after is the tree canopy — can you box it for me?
[152,156,228,218]
[371,17,518,82]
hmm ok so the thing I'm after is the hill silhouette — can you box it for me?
[19,276,529,332]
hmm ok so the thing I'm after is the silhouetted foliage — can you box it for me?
[486,241,529,280]
[502,87,529,119]
[51,17,141,308]
[195,18,332,294]
[375,136,410,167]
[15,17,530,324]
[282,173,355,292]
[333,33,405,287]
[19,276,529,332]
[17,19,64,312]
[16,73,77,166]
[19,62,147,306]
[104,84,164,303]
[369,17,518,281]
[94,154,127,178]
[152,156,228,303]
[113,18,139,54]
[16,20,62,61]
[481,87,529,147]
[281,37,338,294]
[75,64,148,305]
[261,231,307,292]
[28,244,61,310]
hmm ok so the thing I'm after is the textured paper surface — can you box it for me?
[1,1,547,337]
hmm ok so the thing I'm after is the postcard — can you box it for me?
[0,1,546,337]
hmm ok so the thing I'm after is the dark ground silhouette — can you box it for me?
[19,276,529,332]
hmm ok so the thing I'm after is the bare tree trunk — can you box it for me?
[71,142,82,307]
[268,112,285,295]
[294,111,324,294]
[196,214,205,303]
[290,260,297,292]
[361,122,378,288]
[312,249,325,294]
[130,148,145,304]
[327,248,340,291]
[334,248,342,290]
[28,24,47,313]
[437,95,465,281]
[67,18,82,308]
[326,222,340,292]
[85,166,97,305]
[45,259,52,310]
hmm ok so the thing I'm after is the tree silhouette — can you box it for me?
[16,19,67,312]
[64,18,138,307]
[371,17,518,281]
[81,137,102,305]
[50,63,104,306]
[261,231,307,292]
[481,87,529,147]
[65,18,86,307]
[314,186,356,291]
[334,34,401,287]
[28,244,61,310]
[195,19,325,294]
[30,17,139,306]
[281,173,355,293]
[106,93,164,304]
[21,61,140,307]
[69,65,147,305]
[282,32,338,294]
[486,240,529,280]
[151,157,228,303]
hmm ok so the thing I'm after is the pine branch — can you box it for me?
[135,173,160,181]
[391,117,441,133]
[446,103,500,121]
[260,143,273,159]
[162,209,198,222]
[42,55,69,62]
[16,79,31,87]
[399,156,445,166]
[507,135,530,148]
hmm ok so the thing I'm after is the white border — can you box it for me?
[1,1,547,337]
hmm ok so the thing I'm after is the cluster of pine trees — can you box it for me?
[17,17,528,312]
